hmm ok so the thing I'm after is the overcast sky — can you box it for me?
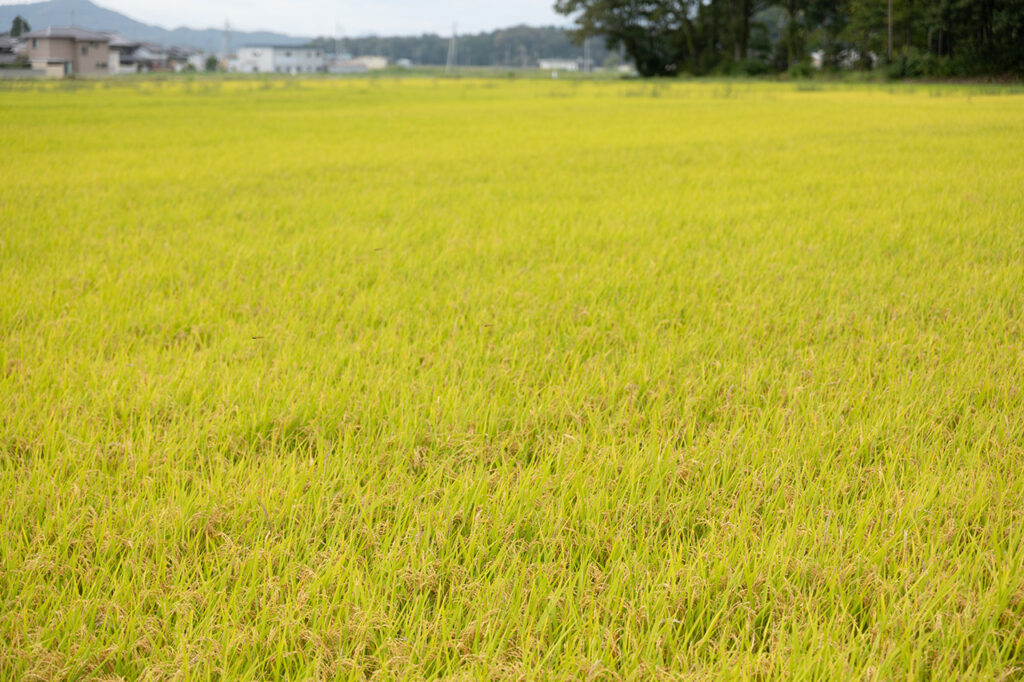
[1,0,571,36]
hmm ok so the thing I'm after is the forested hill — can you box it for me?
[312,26,613,68]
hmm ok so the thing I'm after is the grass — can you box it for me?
[1,77,1023,679]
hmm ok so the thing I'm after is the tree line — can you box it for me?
[311,26,615,69]
[554,0,1024,77]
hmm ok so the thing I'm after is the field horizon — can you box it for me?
[2,78,1023,679]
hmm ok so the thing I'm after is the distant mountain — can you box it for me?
[0,0,309,53]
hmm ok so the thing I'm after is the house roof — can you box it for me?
[166,46,200,58]
[105,33,140,49]
[21,27,110,42]
[120,45,165,62]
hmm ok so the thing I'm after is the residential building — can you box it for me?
[116,41,168,73]
[350,55,388,71]
[230,45,326,74]
[0,36,20,66]
[538,58,580,72]
[185,52,208,72]
[326,55,388,73]
[167,46,202,72]
[108,35,196,73]
[327,58,368,74]
[538,58,595,73]
[22,27,110,76]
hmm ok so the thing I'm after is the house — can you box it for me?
[350,55,388,71]
[538,58,594,73]
[184,52,208,72]
[327,55,389,74]
[107,35,169,73]
[230,45,326,74]
[0,36,20,66]
[22,27,110,77]
[106,34,135,73]
[167,46,202,72]
[121,43,168,72]
[810,49,878,70]
[327,57,368,74]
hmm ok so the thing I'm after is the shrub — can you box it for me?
[788,60,815,79]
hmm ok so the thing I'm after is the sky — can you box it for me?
[1,0,571,37]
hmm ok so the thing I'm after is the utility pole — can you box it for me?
[445,24,458,74]
[223,20,231,61]
[887,0,894,60]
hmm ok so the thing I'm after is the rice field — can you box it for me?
[2,77,1024,679]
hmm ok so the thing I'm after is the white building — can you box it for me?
[327,55,389,74]
[185,53,208,72]
[230,45,326,74]
[350,55,388,71]
[538,58,580,72]
[327,59,368,74]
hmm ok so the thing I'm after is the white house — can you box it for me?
[326,55,389,74]
[350,55,388,71]
[810,49,878,70]
[538,58,594,73]
[230,45,326,74]
[327,58,368,74]
[538,58,578,72]
[185,52,208,72]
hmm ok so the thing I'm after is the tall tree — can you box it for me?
[10,16,31,37]
[782,0,807,69]
[800,0,847,68]
[554,0,698,76]
[724,0,757,59]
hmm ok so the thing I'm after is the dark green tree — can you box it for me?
[554,0,774,75]
[553,0,700,76]
[804,0,849,70]
[929,0,1024,73]
[10,16,31,37]
[780,0,809,69]
[842,0,888,66]
[723,0,757,60]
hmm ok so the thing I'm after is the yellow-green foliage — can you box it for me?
[2,78,1024,679]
